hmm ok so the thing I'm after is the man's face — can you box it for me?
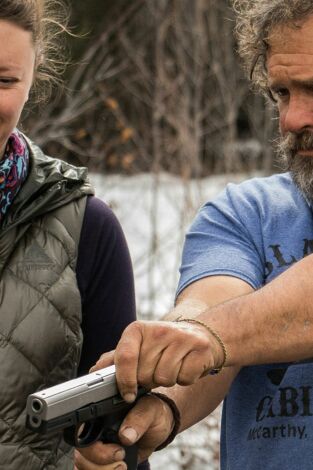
[267,15,313,199]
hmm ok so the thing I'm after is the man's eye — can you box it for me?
[271,87,289,99]
[277,88,289,96]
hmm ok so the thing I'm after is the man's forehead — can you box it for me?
[268,54,313,67]
[267,15,313,56]
[266,15,313,82]
[267,56,313,86]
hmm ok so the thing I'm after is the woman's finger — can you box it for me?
[118,395,175,462]
[89,350,115,373]
[75,448,126,470]
[74,442,126,469]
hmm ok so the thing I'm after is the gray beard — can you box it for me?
[276,132,313,202]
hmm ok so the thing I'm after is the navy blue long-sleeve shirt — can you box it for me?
[77,196,149,470]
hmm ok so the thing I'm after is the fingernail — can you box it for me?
[121,426,138,444]
[114,449,126,461]
[114,465,125,470]
[89,363,99,373]
[123,392,136,403]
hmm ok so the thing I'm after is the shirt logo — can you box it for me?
[247,366,313,443]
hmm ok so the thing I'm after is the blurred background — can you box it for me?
[23,1,279,468]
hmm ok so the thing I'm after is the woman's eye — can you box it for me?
[0,78,18,86]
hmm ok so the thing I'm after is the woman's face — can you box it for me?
[0,20,36,157]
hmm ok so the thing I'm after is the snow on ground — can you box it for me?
[90,171,260,469]
[90,172,258,318]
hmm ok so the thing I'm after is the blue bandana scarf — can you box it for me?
[0,130,29,222]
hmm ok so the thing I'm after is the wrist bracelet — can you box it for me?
[147,391,181,451]
[174,316,227,375]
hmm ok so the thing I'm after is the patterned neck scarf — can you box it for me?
[0,130,29,222]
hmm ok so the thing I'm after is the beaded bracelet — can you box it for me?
[174,316,227,375]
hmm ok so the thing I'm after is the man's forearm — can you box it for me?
[161,255,313,435]
[200,254,313,367]
[158,276,249,433]
[158,365,239,433]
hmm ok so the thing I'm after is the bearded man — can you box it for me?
[75,2,313,470]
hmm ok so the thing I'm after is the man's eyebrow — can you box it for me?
[295,78,313,89]
[269,78,313,89]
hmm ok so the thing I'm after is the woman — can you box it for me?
[0,2,148,469]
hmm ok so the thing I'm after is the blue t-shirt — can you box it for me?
[177,172,313,469]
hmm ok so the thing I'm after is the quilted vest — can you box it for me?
[0,137,94,469]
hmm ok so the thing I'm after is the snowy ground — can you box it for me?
[90,171,259,470]
[90,172,257,318]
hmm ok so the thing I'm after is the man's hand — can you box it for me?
[74,394,174,469]
[79,276,251,468]
[91,320,223,403]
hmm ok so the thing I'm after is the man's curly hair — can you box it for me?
[232,0,313,95]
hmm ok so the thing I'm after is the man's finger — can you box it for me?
[114,322,143,402]
[149,336,199,387]
[178,349,213,384]
[136,323,182,388]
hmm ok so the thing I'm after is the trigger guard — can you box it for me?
[65,420,104,448]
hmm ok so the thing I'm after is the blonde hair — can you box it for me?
[232,0,313,95]
[0,0,70,101]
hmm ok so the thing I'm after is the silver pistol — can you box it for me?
[26,365,146,469]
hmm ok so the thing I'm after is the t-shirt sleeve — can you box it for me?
[76,196,136,375]
[177,181,266,297]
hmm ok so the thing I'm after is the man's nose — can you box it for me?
[281,96,313,134]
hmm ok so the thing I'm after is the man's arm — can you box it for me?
[102,253,313,466]
[203,252,313,367]
[75,274,252,469]
[154,274,252,431]
[111,253,313,405]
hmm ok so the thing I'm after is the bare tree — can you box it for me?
[24,0,275,176]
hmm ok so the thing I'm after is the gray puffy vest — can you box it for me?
[0,137,94,469]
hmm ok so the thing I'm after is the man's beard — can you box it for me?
[276,130,313,201]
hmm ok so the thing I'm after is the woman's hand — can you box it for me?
[91,320,222,402]
[74,394,175,469]
[74,441,127,470]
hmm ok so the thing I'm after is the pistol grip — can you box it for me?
[123,443,138,470]
[102,425,138,470]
